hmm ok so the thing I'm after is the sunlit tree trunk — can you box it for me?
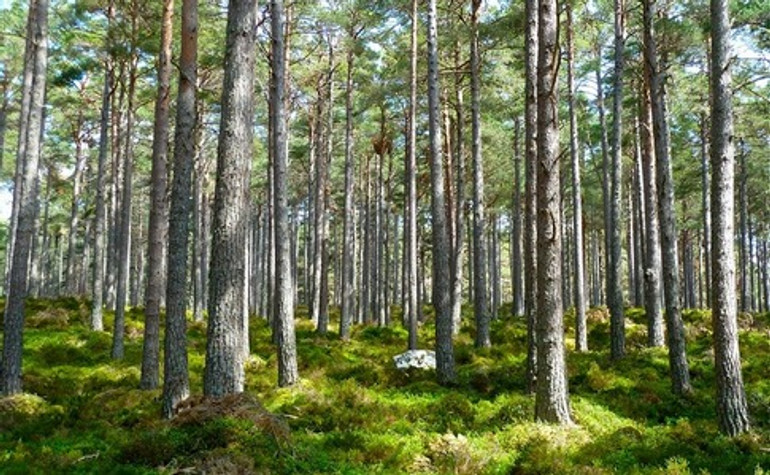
[405,0,419,350]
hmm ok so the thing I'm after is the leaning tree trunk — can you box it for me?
[427,0,455,385]
[204,0,257,397]
[643,0,691,395]
[141,0,173,390]
[162,0,196,418]
[534,0,572,424]
[471,0,490,348]
[1,0,48,396]
[271,0,299,387]
[523,0,538,394]
[710,0,750,436]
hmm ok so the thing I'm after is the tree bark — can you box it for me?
[512,118,524,317]
[643,0,691,394]
[340,32,357,340]
[524,0,538,393]
[471,0,489,348]
[162,0,196,418]
[710,0,750,435]
[427,0,455,384]
[141,0,174,390]
[204,0,258,396]
[271,0,299,387]
[405,0,419,350]
[567,2,587,352]
[1,0,48,396]
[535,0,572,424]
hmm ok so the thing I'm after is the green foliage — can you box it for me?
[3,298,770,473]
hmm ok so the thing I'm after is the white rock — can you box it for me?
[393,349,436,370]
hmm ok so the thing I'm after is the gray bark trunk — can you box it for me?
[405,0,418,350]
[534,0,571,424]
[162,0,196,418]
[1,0,48,396]
[512,118,524,317]
[141,0,173,390]
[340,36,357,340]
[567,3,587,352]
[204,0,257,396]
[700,115,711,307]
[471,0,489,348]
[608,0,625,360]
[710,0,750,435]
[427,0,455,384]
[524,0,538,393]
[271,0,299,387]
[643,0,691,394]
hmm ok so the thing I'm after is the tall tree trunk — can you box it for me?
[643,0,691,394]
[738,141,749,312]
[567,2,587,352]
[66,119,87,295]
[91,53,113,331]
[204,0,257,396]
[271,0,299,387]
[427,0,455,384]
[710,0,750,435]
[524,0,538,393]
[141,0,174,390]
[111,46,138,361]
[640,88,664,347]
[471,0,489,348]
[405,0,419,350]
[1,0,48,396]
[451,42,466,336]
[632,125,646,308]
[340,33,357,340]
[700,114,711,307]
[608,0,626,360]
[162,0,196,418]
[512,118,524,317]
[535,0,571,424]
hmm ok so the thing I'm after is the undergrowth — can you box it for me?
[1,298,769,473]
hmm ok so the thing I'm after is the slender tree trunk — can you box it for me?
[1,0,48,396]
[341,36,357,340]
[643,0,691,394]
[567,3,587,352]
[608,0,626,360]
[141,0,173,390]
[700,114,711,307]
[524,0,538,393]
[512,118,524,317]
[111,47,138,361]
[640,87,665,347]
[271,0,299,387]
[66,121,87,295]
[738,141,749,312]
[91,55,112,331]
[427,0,455,384]
[710,0,750,435]
[204,0,257,396]
[632,126,646,308]
[535,0,572,424]
[405,0,419,350]
[471,0,489,348]
[162,0,196,418]
[451,42,466,336]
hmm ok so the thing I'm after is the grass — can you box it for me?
[1,298,770,473]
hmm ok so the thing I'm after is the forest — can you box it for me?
[1,0,770,472]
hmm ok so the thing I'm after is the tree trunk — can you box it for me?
[340,35,357,340]
[405,0,419,350]
[427,0,455,385]
[162,0,196,418]
[1,0,48,396]
[738,141,749,312]
[524,0,538,393]
[451,41,466,336]
[471,0,489,348]
[710,0,750,435]
[141,0,173,390]
[111,47,138,361]
[66,118,87,295]
[567,3,587,352]
[700,114,711,307]
[512,118,524,317]
[204,0,257,396]
[643,0,691,394]
[608,0,626,361]
[535,0,571,424]
[271,0,299,387]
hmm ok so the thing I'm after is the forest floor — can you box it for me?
[1,298,770,474]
